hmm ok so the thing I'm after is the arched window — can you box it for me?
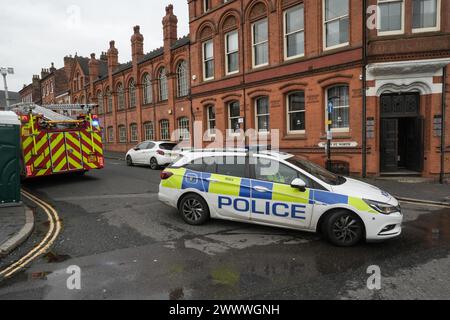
[177,61,189,97]
[159,68,168,101]
[107,126,114,143]
[106,88,113,113]
[255,96,270,133]
[143,122,154,141]
[326,85,349,131]
[142,73,153,104]
[97,91,104,114]
[160,119,170,141]
[130,123,138,142]
[117,83,125,110]
[118,125,127,143]
[177,117,190,141]
[206,105,216,136]
[81,95,86,104]
[286,91,306,134]
[129,79,136,108]
[228,101,241,133]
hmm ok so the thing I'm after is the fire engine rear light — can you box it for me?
[157,150,165,156]
[26,166,32,177]
[160,171,173,180]
[98,156,104,167]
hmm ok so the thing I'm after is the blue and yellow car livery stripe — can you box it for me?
[162,168,378,214]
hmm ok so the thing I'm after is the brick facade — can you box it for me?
[19,0,450,179]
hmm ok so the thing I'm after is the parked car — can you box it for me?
[126,141,179,170]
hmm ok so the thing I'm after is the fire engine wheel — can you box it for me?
[150,158,159,170]
[126,156,133,166]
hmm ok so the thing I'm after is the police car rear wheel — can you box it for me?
[325,211,363,247]
[180,194,210,225]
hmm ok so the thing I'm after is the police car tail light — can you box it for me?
[157,150,165,156]
[161,171,173,180]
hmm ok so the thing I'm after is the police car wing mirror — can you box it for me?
[291,178,307,192]
[134,147,140,151]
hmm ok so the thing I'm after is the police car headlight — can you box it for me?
[364,199,400,215]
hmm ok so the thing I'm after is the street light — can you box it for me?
[1,67,14,111]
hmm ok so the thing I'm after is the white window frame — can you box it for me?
[325,85,350,133]
[412,0,441,33]
[117,84,125,110]
[377,0,405,36]
[143,122,154,141]
[323,0,350,50]
[286,92,306,135]
[178,117,190,141]
[207,105,216,137]
[118,125,127,143]
[106,89,113,113]
[129,79,136,108]
[97,92,104,114]
[252,18,269,68]
[204,0,212,13]
[225,30,239,75]
[130,124,138,142]
[159,68,168,101]
[177,61,189,97]
[203,40,215,81]
[160,120,170,141]
[143,74,153,104]
[228,101,241,136]
[255,97,270,135]
[284,4,305,61]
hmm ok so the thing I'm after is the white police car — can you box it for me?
[158,150,403,247]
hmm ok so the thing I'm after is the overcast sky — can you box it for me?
[0,0,189,92]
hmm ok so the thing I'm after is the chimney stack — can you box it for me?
[162,4,178,51]
[89,53,100,82]
[64,56,75,81]
[107,40,119,72]
[131,25,144,62]
[50,62,56,73]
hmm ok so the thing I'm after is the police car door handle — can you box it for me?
[206,178,219,183]
[254,186,270,193]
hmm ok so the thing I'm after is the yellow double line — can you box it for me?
[0,190,62,279]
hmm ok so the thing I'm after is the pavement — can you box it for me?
[0,204,34,257]
[104,151,126,161]
[0,158,449,300]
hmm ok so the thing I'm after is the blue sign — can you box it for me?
[328,101,334,114]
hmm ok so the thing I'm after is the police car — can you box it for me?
[158,150,403,247]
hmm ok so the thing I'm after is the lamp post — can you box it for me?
[1,67,14,111]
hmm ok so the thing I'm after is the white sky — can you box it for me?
[0,0,189,92]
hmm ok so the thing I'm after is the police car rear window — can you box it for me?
[216,157,247,178]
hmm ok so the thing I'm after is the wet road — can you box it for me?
[0,159,449,300]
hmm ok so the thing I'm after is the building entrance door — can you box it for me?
[379,93,424,173]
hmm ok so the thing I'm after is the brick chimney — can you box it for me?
[107,40,119,72]
[41,68,50,79]
[88,53,100,82]
[50,62,56,73]
[100,51,108,62]
[131,25,144,62]
[162,4,178,51]
[64,55,75,81]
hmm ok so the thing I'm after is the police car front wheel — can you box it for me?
[179,194,210,225]
[324,211,364,247]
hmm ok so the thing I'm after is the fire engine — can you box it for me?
[11,103,104,179]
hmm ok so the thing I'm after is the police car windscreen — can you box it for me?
[287,157,346,186]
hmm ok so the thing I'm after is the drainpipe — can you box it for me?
[362,0,368,178]
[241,0,247,148]
[188,40,195,148]
[440,66,447,184]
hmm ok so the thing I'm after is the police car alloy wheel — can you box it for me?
[179,194,210,225]
[150,158,159,170]
[126,155,133,166]
[324,211,364,247]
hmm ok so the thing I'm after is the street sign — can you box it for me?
[328,101,334,114]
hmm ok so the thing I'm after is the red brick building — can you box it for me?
[19,75,42,105]
[86,5,191,152]
[18,1,450,179]
[188,0,450,179]
[40,63,70,105]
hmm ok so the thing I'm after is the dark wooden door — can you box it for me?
[381,119,398,172]
[406,117,424,172]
